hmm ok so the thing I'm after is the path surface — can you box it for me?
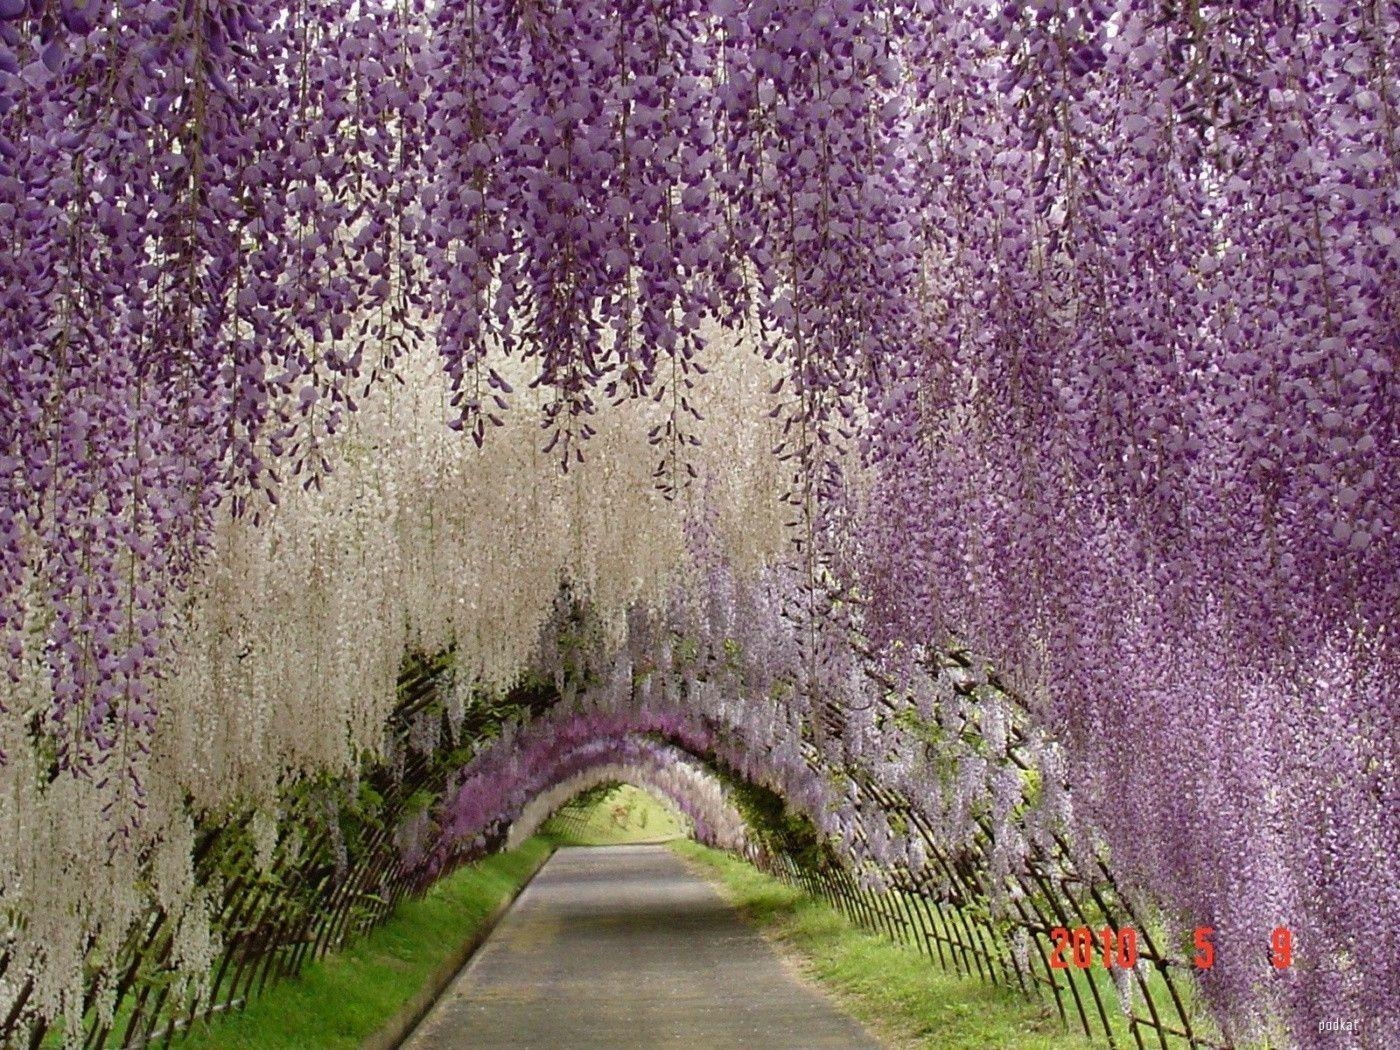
[402,844,882,1049]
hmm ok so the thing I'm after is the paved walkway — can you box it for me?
[402,844,882,1049]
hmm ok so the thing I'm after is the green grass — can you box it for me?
[168,787,679,1049]
[109,787,1111,1050]
[175,835,555,1050]
[673,840,1099,1050]
[543,782,686,845]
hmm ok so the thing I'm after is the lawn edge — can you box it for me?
[669,841,916,1048]
[668,841,1096,1050]
[361,843,557,1050]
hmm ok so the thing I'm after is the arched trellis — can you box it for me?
[618,651,1226,1050]
[723,598,1227,1050]
[1,639,1226,1050]
[725,746,1220,1050]
[503,743,748,850]
[0,6,1388,1048]
[412,648,1225,1050]
[797,647,1230,1050]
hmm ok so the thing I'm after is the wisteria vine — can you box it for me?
[0,2,1394,1048]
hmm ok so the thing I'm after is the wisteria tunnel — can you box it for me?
[0,1,1395,1048]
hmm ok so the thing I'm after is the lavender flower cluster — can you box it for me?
[0,3,1393,1047]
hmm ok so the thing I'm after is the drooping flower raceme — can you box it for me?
[0,3,1393,1048]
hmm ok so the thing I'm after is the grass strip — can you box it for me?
[165,789,669,1049]
[176,835,554,1050]
[672,839,1098,1050]
[543,783,685,845]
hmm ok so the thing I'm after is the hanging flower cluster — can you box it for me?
[0,3,1393,1048]
[839,4,1398,1041]
[419,0,919,494]
[0,0,420,792]
[0,312,788,1039]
